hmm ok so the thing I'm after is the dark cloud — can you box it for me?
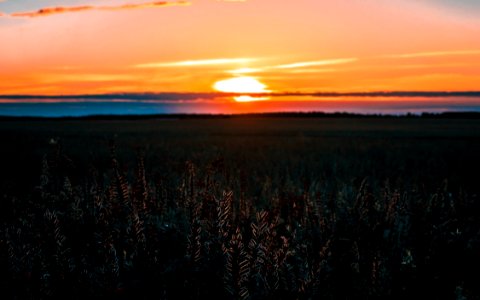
[0,93,220,102]
[1,91,479,117]
[279,91,480,98]
[1,91,480,102]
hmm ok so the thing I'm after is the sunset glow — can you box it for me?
[233,95,270,103]
[1,0,480,114]
[213,77,269,94]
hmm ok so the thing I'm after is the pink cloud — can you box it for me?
[10,1,190,18]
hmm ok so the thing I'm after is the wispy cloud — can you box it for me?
[287,68,338,74]
[8,1,190,18]
[135,58,255,68]
[384,50,480,59]
[274,58,358,69]
[42,74,137,83]
[223,58,357,74]
[227,68,264,74]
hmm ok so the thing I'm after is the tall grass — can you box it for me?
[0,140,479,299]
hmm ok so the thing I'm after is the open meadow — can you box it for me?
[1,115,480,299]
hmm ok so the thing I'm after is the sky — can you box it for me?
[0,0,480,115]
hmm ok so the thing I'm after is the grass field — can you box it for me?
[1,115,480,299]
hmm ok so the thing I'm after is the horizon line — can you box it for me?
[1,91,480,100]
[1,111,480,121]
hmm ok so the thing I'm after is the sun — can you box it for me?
[234,95,270,102]
[213,76,269,94]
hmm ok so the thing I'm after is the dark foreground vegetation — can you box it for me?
[1,115,480,299]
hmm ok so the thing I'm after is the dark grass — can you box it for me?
[1,114,480,299]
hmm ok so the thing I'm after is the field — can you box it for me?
[1,115,480,299]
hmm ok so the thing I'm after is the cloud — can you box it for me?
[0,93,226,104]
[135,58,255,68]
[274,58,358,69]
[287,68,338,74]
[384,50,480,59]
[222,58,356,75]
[9,1,190,18]
[2,91,480,101]
[41,73,137,83]
[227,68,263,74]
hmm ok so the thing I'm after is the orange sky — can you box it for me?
[0,0,480,96]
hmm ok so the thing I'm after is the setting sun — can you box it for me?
[213,77,269,94]
[233,95,270,102]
